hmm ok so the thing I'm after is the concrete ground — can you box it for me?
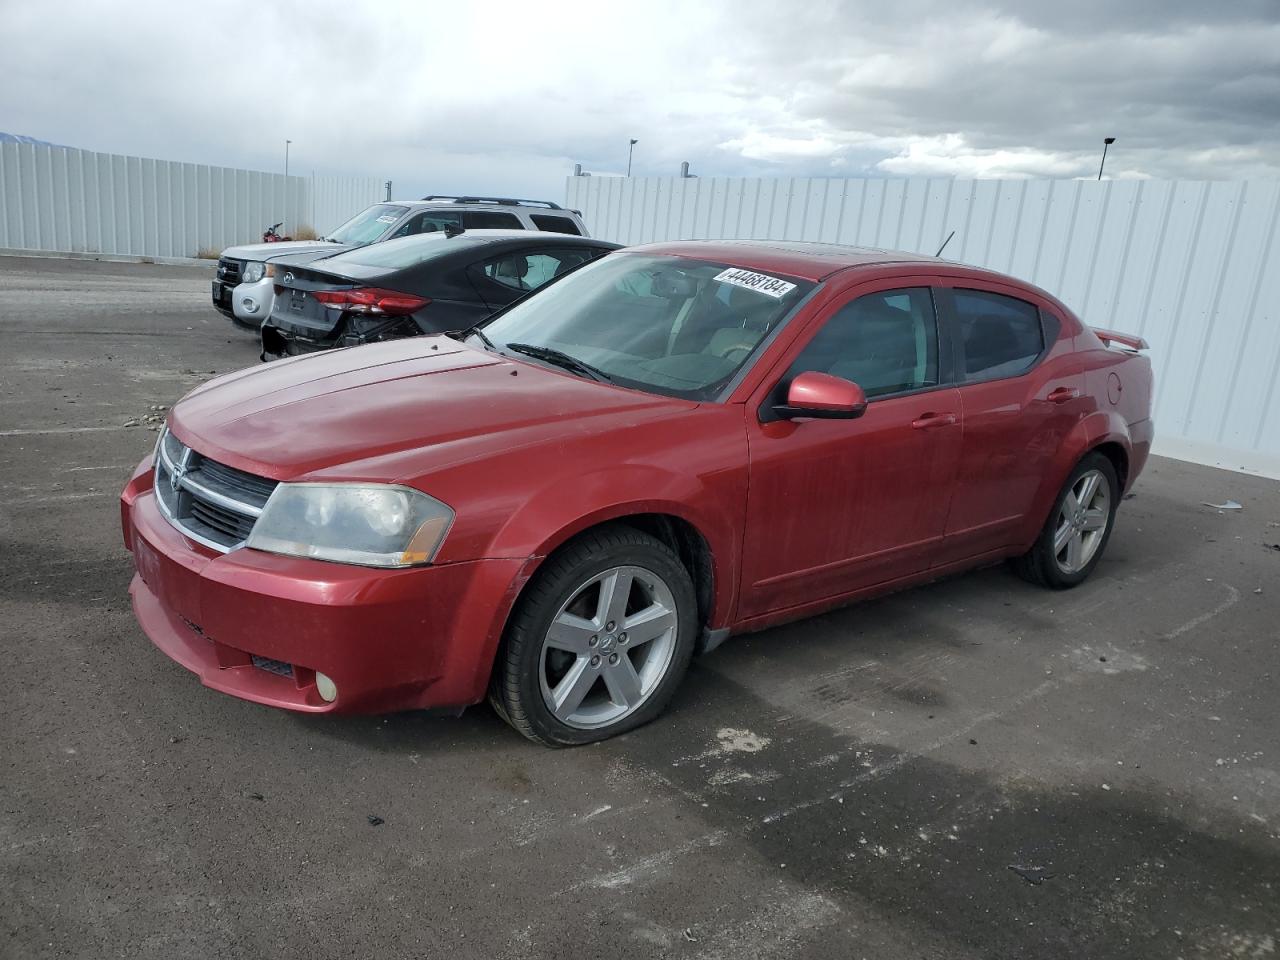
[2,255,1278,960]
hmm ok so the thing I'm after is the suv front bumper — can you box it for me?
[232,277,275,324]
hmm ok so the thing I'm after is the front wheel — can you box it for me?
[1011,452,1119,589]
[490,525,697,745]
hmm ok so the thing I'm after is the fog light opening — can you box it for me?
[315,672,338,703]
[241,299,259,314]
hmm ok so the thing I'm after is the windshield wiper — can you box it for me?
[454,324,498,352]
[505,342,613,383]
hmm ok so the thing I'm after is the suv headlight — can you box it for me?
[246,483,454,567]
[241,261,269,283]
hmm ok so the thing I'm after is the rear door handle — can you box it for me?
[1047,386,1080,404]
[911,412,958,429]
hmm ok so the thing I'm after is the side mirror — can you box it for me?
[775,371,868,420]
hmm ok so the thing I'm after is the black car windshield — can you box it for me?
[326,204,408,246]
[476,253,814,401]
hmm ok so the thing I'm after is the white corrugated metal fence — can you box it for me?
[569,175,1280,478]
[0,141,382,257]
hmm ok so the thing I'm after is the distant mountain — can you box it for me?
[0,133,66,148]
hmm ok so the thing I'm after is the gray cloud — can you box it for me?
[0,0,1276,200]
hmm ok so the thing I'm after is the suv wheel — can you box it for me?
[490,525,697,745]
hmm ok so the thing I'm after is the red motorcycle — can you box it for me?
[262,222,292,242]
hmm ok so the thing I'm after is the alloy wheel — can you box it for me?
[538,564,679,730]
[1052,468,1112,574]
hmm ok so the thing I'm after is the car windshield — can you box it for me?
[325,204,408,246]
[477,253,814,400]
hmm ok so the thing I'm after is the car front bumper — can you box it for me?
[120,462,528,714]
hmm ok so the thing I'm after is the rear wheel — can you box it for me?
[1012,452,1119,589]
[490,525,697,746]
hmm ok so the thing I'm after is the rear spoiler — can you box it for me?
[1092,327,1149,351]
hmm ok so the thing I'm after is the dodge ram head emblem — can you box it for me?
[169,448,191,494]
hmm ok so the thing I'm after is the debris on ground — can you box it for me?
[683,929,698,943]
[1008,864,1055,885]
[367,815,385,826]
[1264,544,1280,553]
[1201,500,1242,511]
[247,792,264,801]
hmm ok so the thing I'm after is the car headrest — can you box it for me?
[651,270,698,299]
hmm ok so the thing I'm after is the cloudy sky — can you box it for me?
[2,0,1277,199]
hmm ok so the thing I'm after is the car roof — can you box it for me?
[280,230,618,270]
[371,229,616,248]
[630,239,945,281]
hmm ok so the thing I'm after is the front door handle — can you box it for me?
[911,412,957,429]
[1047,386,1081,404]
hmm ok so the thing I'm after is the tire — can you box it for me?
[490,525,698,746]
[1011,452,1119,589]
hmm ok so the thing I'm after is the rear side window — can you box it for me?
[462,211,523,230]
[482,249,599,291]
[531,214,582,235]
[953,289,1044,381]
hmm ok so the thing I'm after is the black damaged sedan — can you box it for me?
[260,230,619,361]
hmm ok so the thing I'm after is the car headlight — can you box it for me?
[241,261,269,283]
[245,483,454,567]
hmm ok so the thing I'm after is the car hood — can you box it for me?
[222,240,350,261]
[169,338,691,481]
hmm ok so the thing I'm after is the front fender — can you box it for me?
[1017,410,1133,551]
[483,463,744,631]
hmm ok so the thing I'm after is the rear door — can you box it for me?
[738,277,963,619]
[933,282,1085,562]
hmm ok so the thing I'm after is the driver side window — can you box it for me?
[787,287,939,398]
[392,211,461,238]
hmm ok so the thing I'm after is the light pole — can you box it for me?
[283,140,293,232]
[1097,137,1115,180]
[627,138,638,177]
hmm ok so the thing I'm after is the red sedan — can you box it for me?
[121,241,1153,744]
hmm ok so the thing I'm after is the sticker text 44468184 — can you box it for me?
[713,268,797,299]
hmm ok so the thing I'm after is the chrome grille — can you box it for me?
[216,257,243,284]
[153,429,278,552]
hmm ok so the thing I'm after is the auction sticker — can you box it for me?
[714,268,796,299]
[376,215,398,224]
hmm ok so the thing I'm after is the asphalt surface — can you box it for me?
[2,255,1279,960]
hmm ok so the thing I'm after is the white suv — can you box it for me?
[211,196,590,327]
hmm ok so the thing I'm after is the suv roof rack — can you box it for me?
[421,195,564,211]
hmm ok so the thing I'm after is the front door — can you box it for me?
[739,282,963,621]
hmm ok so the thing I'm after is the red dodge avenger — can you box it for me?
[121,240,1153,744]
